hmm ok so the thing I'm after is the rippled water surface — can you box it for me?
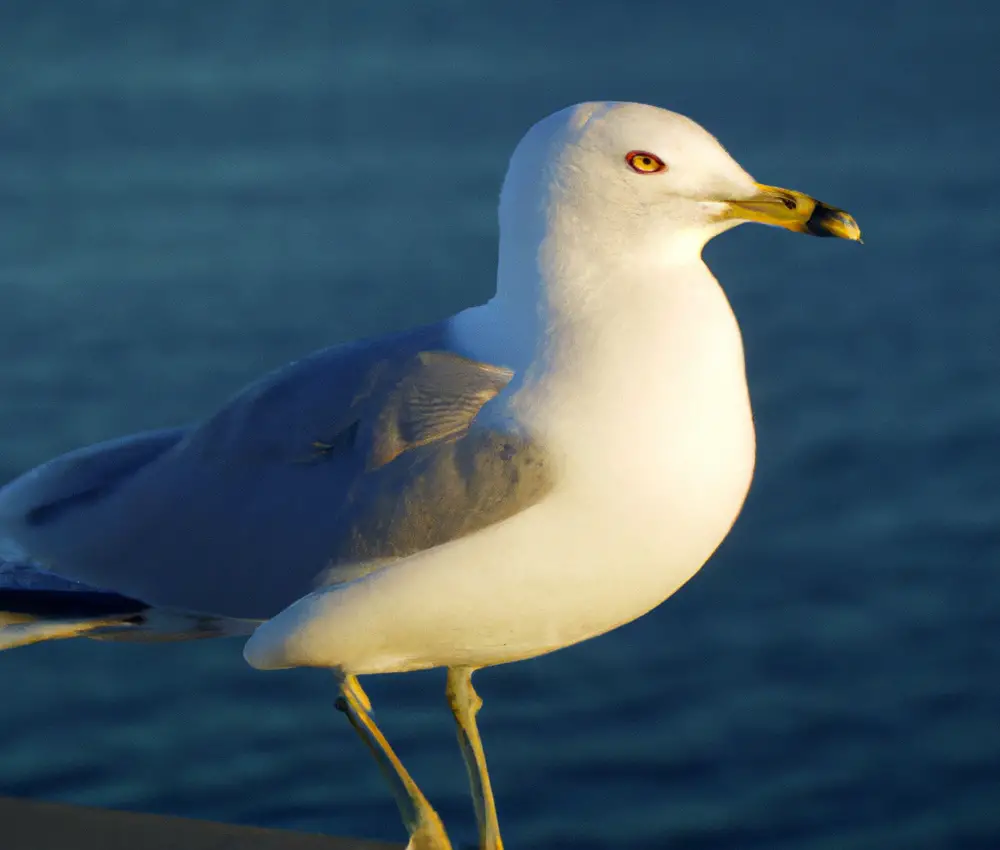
[1,3,998,848]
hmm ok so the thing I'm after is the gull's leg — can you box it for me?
[446,667,503,850]
[335,674,452,850]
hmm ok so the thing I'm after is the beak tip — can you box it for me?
[806,204,862,242]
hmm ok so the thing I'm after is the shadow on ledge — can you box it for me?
[1,796,402,850]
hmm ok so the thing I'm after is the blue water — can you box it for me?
[1,2,998,848]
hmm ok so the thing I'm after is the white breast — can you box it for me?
[517,259,755,554]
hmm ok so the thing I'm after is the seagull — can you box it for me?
[0,101,860,850]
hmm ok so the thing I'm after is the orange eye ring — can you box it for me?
[626,151,667,174]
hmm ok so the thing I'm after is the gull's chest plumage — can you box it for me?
[479,310,755,662]
[518,269,756,559]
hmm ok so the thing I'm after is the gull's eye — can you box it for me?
[625,151,667,174]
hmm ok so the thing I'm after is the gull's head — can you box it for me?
[500,102,861,265]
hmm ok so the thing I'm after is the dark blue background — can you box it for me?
[1,2,998,848]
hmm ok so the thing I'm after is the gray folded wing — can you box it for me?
[270,348,552,583]
[0,322,554,620]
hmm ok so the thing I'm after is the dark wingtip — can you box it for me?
[0,589,149,619]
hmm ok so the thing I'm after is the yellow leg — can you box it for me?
[336,674,452,850]
[446,667,503,850]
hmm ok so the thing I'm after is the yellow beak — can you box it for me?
[724,182,862,242]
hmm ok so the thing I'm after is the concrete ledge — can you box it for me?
[0,796,401,850]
